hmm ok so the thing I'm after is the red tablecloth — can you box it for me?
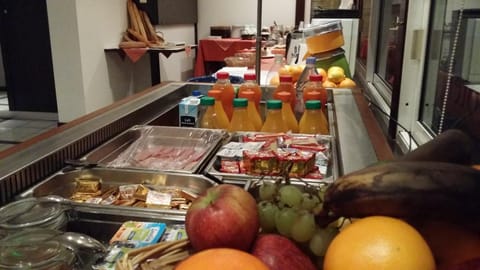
[194,38,257,76]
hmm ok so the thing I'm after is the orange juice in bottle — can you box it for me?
[199,97,217,129]
[207,90,230,129]
[228,98,256,132]
[261,100,287,133]
[212,71,235,120]
[303,74,327,114]
[299,100,329,135]
[275,92,299,133]
[238,73,262,111]
[237,90,263,131]
[273,75,296,110]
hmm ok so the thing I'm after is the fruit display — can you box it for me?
[252,177,340,264]
[269,64,305,85]
[269,64,357,89]
[322,66,356,89]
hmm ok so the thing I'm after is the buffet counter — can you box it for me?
[0,82,392,206]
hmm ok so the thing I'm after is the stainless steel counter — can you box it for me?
[332,89,378,174]
[0,82,380,206]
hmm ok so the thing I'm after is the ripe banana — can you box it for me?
[321,161,480,222]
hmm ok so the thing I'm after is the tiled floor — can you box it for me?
[0,91,59,152]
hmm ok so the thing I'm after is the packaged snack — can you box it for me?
[243,150,278,175]
[276,149,316,178]
[109,221,166,248]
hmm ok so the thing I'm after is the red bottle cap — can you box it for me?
[244,73,256,81]
[279,75,293,83]
[309,74,323,82]
[216,72,229,80]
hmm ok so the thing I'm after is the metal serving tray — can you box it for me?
[82,125,228,174]
[67,201,186,269]
[204,132,339,184]
[17,167,217,215]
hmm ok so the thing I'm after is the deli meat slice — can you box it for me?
[129,145,208,170]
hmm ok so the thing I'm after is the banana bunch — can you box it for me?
[316,129,479,223]
[319,161,480,223]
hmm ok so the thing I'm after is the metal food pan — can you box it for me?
[17,167,217,215]
[205,131,338,185]
[66,204,185,244]
[82,125,229,174]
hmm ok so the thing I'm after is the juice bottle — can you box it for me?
[207,90,230,129]
[299,100,329,135]
[238,73,262,111]
[237,90,263,131]
[228,98,256,132]
[303,90,328,117]
[273,75,296,110]
[275,92,299,133]
[212,71,235,120]
[199,97,216,129]
[261,100,287,133]
[303,74,327,115]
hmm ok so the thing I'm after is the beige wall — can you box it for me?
[47,0,151,122]
[46,0,297,122]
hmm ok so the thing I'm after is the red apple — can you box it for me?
[252,234,317,270]
[185,184,259,251]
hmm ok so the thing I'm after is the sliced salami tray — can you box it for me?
[204,132,339,184]
[82,125,229,174]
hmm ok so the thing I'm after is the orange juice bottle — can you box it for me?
[238,73,262,111]
[273,75,296,110]
[212,71,235,120]
[199,97,217,129]
[228,98,256,132]
[299,100,329,135]
[303,74,327,115]
[303,90,328,117]
[261,100,287,133]
[275,92,299,133]
[207,90,230,129]
[237,90,263,131]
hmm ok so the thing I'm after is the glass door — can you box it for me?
[397,0,480,159]
[372,0,408,137]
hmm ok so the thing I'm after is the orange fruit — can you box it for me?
[412,219,480,269]
[176,248,270,270]
[317,68,327,82]
[338,78,356,88]
[322,80,337,88]
[324,216,435,270]
[278,66,290,76]
[327,66,346,84]
[290,65,304,83]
